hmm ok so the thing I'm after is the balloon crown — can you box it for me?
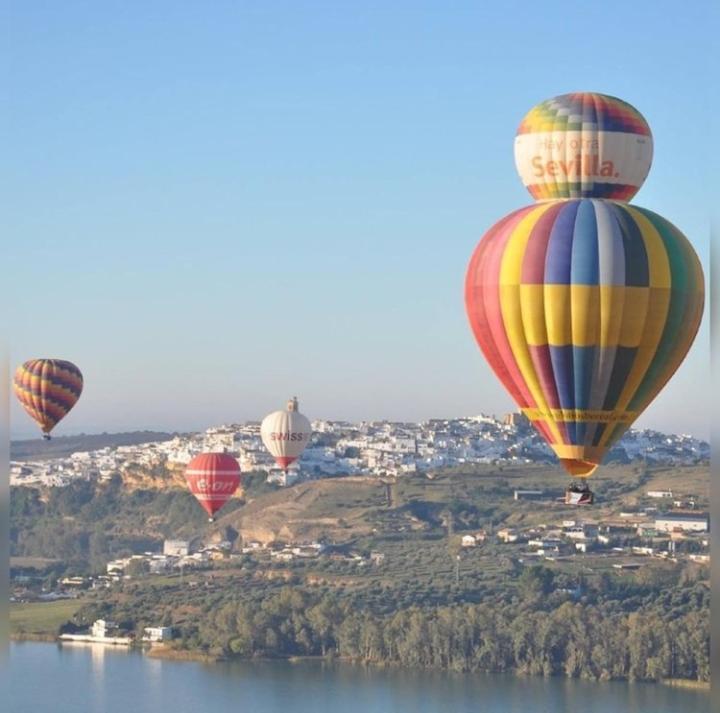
[513,92,653,202]
[287,397,299,412]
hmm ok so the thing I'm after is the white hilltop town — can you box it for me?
[10,412,709,489]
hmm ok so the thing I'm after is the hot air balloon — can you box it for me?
[514,93,653,201]
[261,397,312,472]
[465,199,704,503]
[185,452,241,521]
[13,359,84,439]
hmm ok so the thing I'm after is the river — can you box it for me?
[2,642,711,713]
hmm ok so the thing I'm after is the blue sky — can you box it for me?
[4,1,713,438]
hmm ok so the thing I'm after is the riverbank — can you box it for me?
[145,644,222,663]
[660,678,710,691]
[12,633,221,663]
[10,634,711,691]
[10,632,57,643]
[142,647,713,692]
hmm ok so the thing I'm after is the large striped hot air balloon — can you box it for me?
[514,93,653,201]
[261,397,312,471]
[185,453,241,521]
[465,199,704,495]
[13,359,84,439]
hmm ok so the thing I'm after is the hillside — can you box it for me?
[10,458,710,685]
[10,459,709,574]
[11,431,177,461]
[207,461,707,545]
[215,477,387,544]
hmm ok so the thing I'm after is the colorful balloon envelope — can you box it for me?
[465,199,704,478]
[13,359,84,439]
[514,93,653,201]
[185,453,241,520]
[261,397,312,471]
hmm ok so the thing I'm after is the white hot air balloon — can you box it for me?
[261,397,312,471]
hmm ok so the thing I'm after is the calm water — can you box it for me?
[2,642,711,713]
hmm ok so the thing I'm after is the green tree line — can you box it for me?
[176,586,708,682]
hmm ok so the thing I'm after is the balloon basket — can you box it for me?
[565,486,594,506]
[42,434,51,441]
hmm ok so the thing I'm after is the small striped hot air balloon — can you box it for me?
[465,199,704,501]
[13,359,84,439]
[185,453,241,522]
[261,397,312,472]
[514,93,653,201]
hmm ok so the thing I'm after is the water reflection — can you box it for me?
[141,654,166,711]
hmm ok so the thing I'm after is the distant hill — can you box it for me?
[11,431,176,461]
[217,476,386,545]
[9,459,709,569]
[211,462,711,546]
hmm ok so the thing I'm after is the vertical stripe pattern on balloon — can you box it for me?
[465,199,704,477]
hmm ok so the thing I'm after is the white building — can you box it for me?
[92,620,117,638]
[688,554,710,565]
[564,525,597,541]
[267,469,300,486]
[107,558,128,575]
[655,513,709,533]
[528,538,564,550]
[143,626,174,642]
[203,430,236,452]
[497,528,519,543]
[149,557,172,574]
[514,490,545,500]
[164,540,190,556]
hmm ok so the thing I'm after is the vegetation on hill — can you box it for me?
[10,462,659,570]
[10,461,710,683]
[10,599,88,638]
[66,566,709,682]
[10,477,234,571]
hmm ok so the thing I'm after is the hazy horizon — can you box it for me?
[9,402,711,443]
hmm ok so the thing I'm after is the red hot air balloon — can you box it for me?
[185,453,241,521]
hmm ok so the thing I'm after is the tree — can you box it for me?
[89,528,110,572]
[519,565,555,600]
